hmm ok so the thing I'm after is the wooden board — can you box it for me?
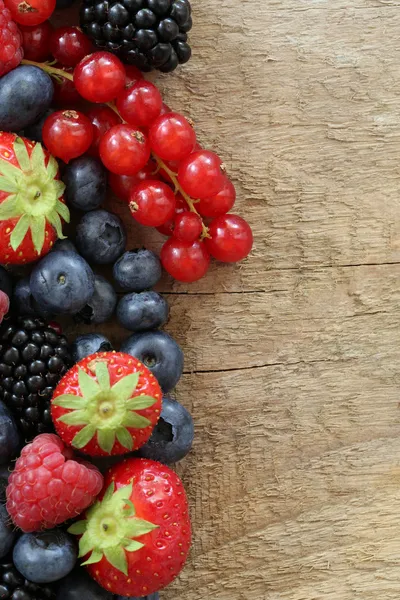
[61,0,400,598]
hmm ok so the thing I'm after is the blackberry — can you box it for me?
[80,0,192,72]
[0,557,55,599]
[0,317,72,440]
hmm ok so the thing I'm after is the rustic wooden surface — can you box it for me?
[62,0,400,598]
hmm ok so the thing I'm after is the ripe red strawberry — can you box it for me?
[68,458,191,597]
[51,351,162,456]
[0,133,70,265]
[0,1,23,77]
[6,433,103,532]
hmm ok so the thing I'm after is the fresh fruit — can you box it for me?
[196,176,236,217]
[51,238,77,255]
[124,64,144,86]
[0,134,69,266]
[13,530,77,583]
[4,0,56,26]
[80,0,192,72]
[0,401,20,465]
[69,457,191,596]
[71,334,113,363]
[13,276,53,317]
[86,105,121,158]
[30,251,95,315]
[161,238,210,282]
[51,351,162,456]
[0,291,9,323]
[56,567,113,600]
[0,555,56,599]
[173,211,202,242]
[138,397,194,464]
[42,110,94,164]
[0,315,72,438]
[0,65,54,132]
[113,249,162,292]
[130,181,176,227]
[20,21,53,61]
[108,162,159,203]
[56,0,75,7]
[0,503,17,559]
[156,193,186,236]
[0,266,12,297]
[73,52,126,103]
[74,274,117,325]
[0,465,11,502]
[149,112,196,161]
[0,0,23,76]
[24,109,55,144]
[53,67,81,108]
[117,291,169,332]
[99,124,151,176]
[178,150,226,198]
[205,214,253,262]
[116,81,162,129]
[121,331,183,393]
[62,156,107,211]
[50,26,92,67]
[6,433,103,532]
[75,209,126,265]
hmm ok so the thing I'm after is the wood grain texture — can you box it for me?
[61,0,400,597]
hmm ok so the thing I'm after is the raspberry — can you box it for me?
[0,1,23,77]
[6,433,103,532]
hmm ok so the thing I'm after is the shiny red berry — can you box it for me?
[197,177,236,217]
[99,124,150,175]
[74,51,126,103]
[149,112,196,162]
[156,194,187,236]
[205,214,253,263]
[86,105,121,157]
[130,180,176,227]
[5,0,55,26]
[43,110,94,163]
[173,212,202,243]
[53,68,81,108]
[50,26,92,67]
[20,21,53,61]
[108,162,159,202]
[178,150,226,199]
[116,80,162,128]
[161,238,210,282]
[124,64,143,87]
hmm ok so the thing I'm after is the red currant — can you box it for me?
[53,68,82,108]
[149,112,196,162]
[116,81,162,129]
[109,162,159,202]
[86,105,121,157]
[125,64,143,87]
[74,52,126,103]
[173,211,202,243]
[205,214,253,263]
[178,150,226,198]
[20,21,53,61]
[156,194,187,236]
[129,181,176,227]
[99,124,150,175]
[160,103,172,116]
[5,0,55,26]
[43,110,94,163]
[50,26,92,68]
[197,177,236,217]
[161,239,210,282]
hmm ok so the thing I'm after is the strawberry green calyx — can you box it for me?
[53,360,157,453]
[0,137,69,254]
[68,482,158,575]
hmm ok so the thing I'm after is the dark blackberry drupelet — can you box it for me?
[0,558,55,599]
[80,0,192,72]
[0,317,72,440]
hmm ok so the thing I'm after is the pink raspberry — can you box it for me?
[0,1,23,77]
[0,290,9,323]
[6,433,104,532]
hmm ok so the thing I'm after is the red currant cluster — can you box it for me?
[21,25,253,282]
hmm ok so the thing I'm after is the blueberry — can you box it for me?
[115,594,159,600]
[0,66,54,132]
[62,156,107,212]
[121,330,183,392]
[24,109,55,143]
[30,251,95,315]
[51,239,78,255]
[76,209,126,264]
[0,266,12,298]
[113,249,162,292]
[0,504,17,559]
[0,465,11,502]
[71,333,113,363]
[117,291,169,332]
[138,397,193,463]
[13,530,77,583]
[13,277,53,318]
[56,567,113,600]
[0,401,20,465]
[74,274,117,325]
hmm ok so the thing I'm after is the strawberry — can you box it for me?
[68,457,191,597]
[51,351,162,456]
[0,132,70,265]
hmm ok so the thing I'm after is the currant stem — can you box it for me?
[20,60,210,239]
